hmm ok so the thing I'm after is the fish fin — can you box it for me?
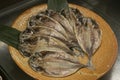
[86,57,95,70]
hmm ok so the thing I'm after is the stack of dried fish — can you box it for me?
[19,7,102,77]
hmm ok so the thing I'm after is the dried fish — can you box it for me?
[48,10,74,36]
[32,35,74,56]
[19,9,84,57]
[29,51,86,77]
[28,13,68,40]
[19,25,73,57]
[19,7,102,77]
[19,28,37,57]
[60,8,85,56]
[76,17,102,67]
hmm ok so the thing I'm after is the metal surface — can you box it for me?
[0,0,120,80]
[0,75,3,80]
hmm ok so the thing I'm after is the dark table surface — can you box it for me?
[0,0,120,80]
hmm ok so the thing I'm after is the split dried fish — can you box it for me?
[76,17,102,67]
[19,25,73,57]
[19,28,38,57]
[60,8,85,56]
[28,13,68,40]
[29,51,86,77]
[19,8,102,77]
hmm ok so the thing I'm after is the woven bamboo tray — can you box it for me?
[9,4,118,80]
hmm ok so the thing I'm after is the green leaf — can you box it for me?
[48,0,69,12]
[0,25,21,49]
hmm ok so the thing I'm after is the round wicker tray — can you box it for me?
[9,4,118,80]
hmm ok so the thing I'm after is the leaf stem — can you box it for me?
[47,0,69,12]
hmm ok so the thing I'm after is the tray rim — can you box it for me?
[9,4,118,80]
